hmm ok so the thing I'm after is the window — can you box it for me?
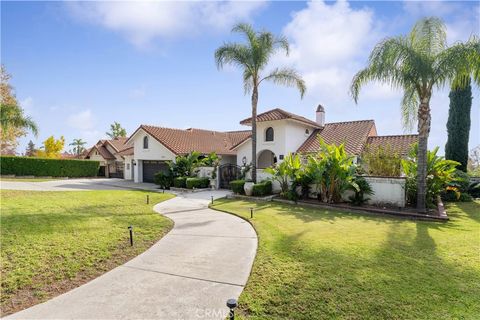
[143,136,149,149]
[265,127,274,142]
[126,163,130,170]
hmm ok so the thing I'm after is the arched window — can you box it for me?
[143,136,149,149]
[265,127,274,142]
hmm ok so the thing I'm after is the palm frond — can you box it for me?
[232,23,257,48]
[400,86,419,131]
[214,43,253,71]
[260,67,306,98]
[410,17,447,57]
[0,104,38,136]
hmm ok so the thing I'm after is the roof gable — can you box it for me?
[240,108,321,128]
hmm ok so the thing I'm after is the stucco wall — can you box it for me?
[124,155,133,180]
[88,153,106,166]
[235,120,316,167]
[132,129,176,182]
[362,176,406,207]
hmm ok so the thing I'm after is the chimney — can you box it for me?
[316,104,325,126]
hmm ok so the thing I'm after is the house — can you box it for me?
[83,137,132,178]
[122,105,417,185]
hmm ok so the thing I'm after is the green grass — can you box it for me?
[0,190,174,315]
[211,199,480,319]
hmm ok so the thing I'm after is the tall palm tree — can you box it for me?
[351,17,479,212]
[0,104,38,136]
[215,23,306,183]
[69,138,87,156]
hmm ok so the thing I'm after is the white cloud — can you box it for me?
[66,1,266,47]
[67,109,96,131]
[277,1,384,106]
[20,97,34,114]
[129,86,146,99]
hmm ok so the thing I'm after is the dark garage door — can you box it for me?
[142,160,169,183]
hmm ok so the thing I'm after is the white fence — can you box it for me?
[256,169,407,207]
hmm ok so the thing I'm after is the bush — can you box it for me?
[173,177,187,188]
[154,172,173,189]
[361,144,402,177]
[0,156,99,177]
[252,180,272,197]
[230,179,245,194]
[186,177,210,189]
[348,176,374,206]
[468,181,480,198]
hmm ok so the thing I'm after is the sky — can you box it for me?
[1,0,479,155]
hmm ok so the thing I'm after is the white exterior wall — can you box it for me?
[235,120,317,167]
[362,176,406,207]
[132,129,176,183]
[89,153,106,166]
[124,155,133,180]
[285,121,316,155]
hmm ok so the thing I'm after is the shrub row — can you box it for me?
[186,177,209,189]
[0,156,99,177]
[173,177,187,188]
[230,179,245,194]
[252,180,272,197]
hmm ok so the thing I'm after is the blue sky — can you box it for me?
[2,1,479,155]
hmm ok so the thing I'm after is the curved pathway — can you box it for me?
[6,190,257,320]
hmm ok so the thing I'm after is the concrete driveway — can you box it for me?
[0,178,161,192]
[5,190,257,320]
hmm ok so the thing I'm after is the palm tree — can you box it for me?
[69,138,87,156]
[0,104,38,136]
[215,23,306,183]
[350,17,479,212]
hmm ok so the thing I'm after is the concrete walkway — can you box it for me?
[6,190,257,320]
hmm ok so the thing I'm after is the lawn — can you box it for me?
[211,199,480,320]
[0,190,174,315]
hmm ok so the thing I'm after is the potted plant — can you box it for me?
[244,179,255,196]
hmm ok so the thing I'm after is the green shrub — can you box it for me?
[230,180,245,194]
[252,180,272,197]
[348,176,374,206]
[154,172,173,189]
[361,144,402,177]
[173,177,187,188]
[186,177,210,189]
[0,156,99,177]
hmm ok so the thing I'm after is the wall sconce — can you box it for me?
[242,156,247,165]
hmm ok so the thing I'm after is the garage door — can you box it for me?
[142,160,169,183]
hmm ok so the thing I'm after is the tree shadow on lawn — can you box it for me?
[238,209,480,319]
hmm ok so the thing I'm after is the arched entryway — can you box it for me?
[257,150,277,169]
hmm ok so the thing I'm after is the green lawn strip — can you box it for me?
[0,190,174,315]
[211,199,480,320]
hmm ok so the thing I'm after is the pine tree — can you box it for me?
[445,78,472,172]
[25,140,36,157]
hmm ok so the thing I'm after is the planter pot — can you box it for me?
[210,179,217,190]
[244,181,255,196]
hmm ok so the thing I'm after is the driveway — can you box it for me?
[5,190,257,320]
[0,178,161,192]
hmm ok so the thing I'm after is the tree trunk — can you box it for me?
[416,99,431,212]
[251,86,258,183]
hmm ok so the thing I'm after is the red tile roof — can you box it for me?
[365,135,418,155]
[117,146,134,157]
[240,108,321,128]
[106,137,128,152]
[133,125,251,155]
[297,120,376,155]
[94,145,116,159]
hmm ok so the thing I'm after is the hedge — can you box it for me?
[0,156,100,177]
[173,177,187,188]
[230,179,245,194]
[186,177,210,189]
[252,180,272,197]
